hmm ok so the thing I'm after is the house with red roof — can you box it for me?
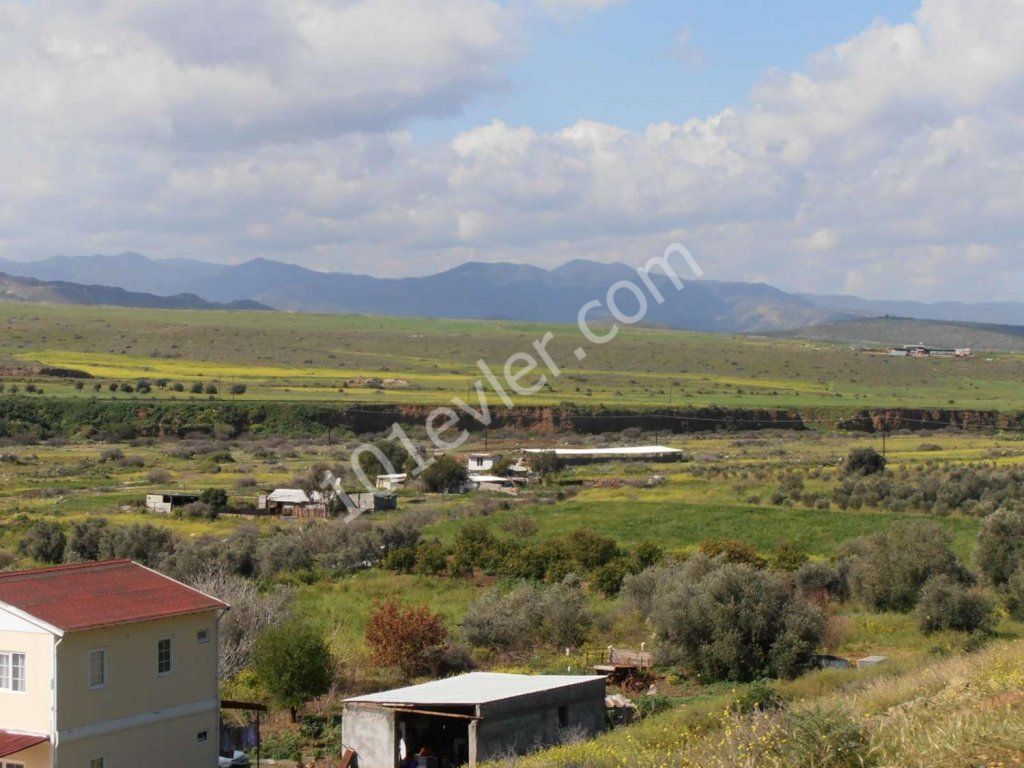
[0,559,228,768]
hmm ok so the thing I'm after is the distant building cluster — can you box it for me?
[888,344,972,358]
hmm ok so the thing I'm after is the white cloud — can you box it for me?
[1,0,1023,301]
[671,27,706,70]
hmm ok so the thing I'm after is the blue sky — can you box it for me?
[1,0,1021,301]
[414,0,922,140]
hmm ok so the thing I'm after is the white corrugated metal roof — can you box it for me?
[522,445,682,457]
[267,488,311,503]
[345,673,604,706]
[468,475,511,483]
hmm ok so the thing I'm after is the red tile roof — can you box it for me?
[0,731,48,757]
[0,560,227,633]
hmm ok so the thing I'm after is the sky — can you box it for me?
[0,0,1022,302]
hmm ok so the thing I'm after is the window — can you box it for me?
[196,731,208,743]
[558,705,569,729]
[157,637,172,675]
[89,758,105,768]
[89,649,106,689]
[0,652,26,693]
[5,762,26,768]
[196,629,210,644]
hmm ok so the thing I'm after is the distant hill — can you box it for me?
[801,293,1024,326]
[0,272,272,312]
[0,252,1020,332]
[777,316,1024,352]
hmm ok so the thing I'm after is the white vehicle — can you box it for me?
[219,751,250,767]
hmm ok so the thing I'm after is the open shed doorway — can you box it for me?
[396,709,473,767]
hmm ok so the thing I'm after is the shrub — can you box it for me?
[769,542,809,572]
[98,523,175,567]
[794,561,848,602]
[204,383,218,395]
[189,569,294,679]
[591,558,631,597]
[976,509,1024,587]
[357,439,411,478]
[147,468,172,484]
[839,521,970,612]
[916,575,995,634]
[1003,562,1024,620]
[699,538,766,568]
[20,521,67,563]
[190,382,204,394]
[529,451,565,477]
[463,579,591,651]
[365,600,450,678]
[652,562,825,682]
[252,622,333,722]
[844,447,886,477]
[421,456,468,493]
[732,680,783,714]
[66,518,111,561]
[780,707,875,768]
[199,487,229,509]
[230,383,247,395]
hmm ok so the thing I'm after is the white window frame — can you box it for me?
[157,636,173,676]
[196,629,210,644]
[5,761,27,768]
[89,648,107,690]
[0,651,26,693]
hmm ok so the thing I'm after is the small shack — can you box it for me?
[259,488,331,518]
[467,453,500,472]
[376,473,408,491]
[145,491,200,514]
[342,673,606,768]
[466,474,518,494]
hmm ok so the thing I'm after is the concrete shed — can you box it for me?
[342,673,606,767]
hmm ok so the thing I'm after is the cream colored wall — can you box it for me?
[56,708,219,768]
[56,610,219,733]
[2,739,52,768]
[0,625,54,735]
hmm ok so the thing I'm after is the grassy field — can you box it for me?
[3,301,1024,409]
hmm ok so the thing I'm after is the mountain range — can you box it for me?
[0,271,270,312]
[0,252,1021,333]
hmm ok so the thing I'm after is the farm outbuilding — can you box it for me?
[342,673,606,767]
[144,491,201,514]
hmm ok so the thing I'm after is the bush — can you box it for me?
[421,456,468,493]
[839,521,971,612]
[699,538,766,568]
[1003,562,1024,620]
[66,518,111,561]
[844,447,886,477]
[252,622,334,722]
[529,450,565,477]
[768,542,809,572]
[20,521,67,563]
[916,575,994,634]
[591,558,631,597]
[463,579,592,651]
[794,561,847,602]
[365,600,450,678]
[731,680,783,714]
[204,383,218,395]
[147,468,172,484]
[188,569,294,679]
[190,382,204,394]
[357,439,411,479]
[230,384,247,395]
[976,509,1024,587]
[199,487,229,509]
[780,707,875,768]
[651,562,825,682]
